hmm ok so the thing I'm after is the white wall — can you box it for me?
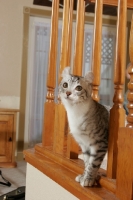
[26,163,79,200]
[0,0,49,108]
[0,1,51,157]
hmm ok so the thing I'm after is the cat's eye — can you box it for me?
[75,85,82,91]
[63,82,68,88]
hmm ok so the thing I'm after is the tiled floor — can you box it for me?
[0,160,26,195]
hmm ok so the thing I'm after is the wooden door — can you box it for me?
[0,114,13,162]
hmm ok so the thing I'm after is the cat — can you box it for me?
[59,67,109,187]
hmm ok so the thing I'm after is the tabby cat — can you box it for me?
[59,67,109,187]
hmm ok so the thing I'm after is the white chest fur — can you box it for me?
[65,101,89,134]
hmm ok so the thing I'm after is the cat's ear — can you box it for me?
[61,67,71,77]
[84,71,94,83]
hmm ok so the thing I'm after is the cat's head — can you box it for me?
[59,67,94,104]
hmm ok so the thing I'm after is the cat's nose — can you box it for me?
[66,91,71,97]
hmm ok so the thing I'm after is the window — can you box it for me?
[25,16,116,146]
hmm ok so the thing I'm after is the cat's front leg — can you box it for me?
[75,150,105,187]
[75,151,96,187]
[75,161,99,186]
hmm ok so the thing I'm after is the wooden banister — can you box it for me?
[91,0,103,102]
[23,0,133,199]
[107,0,127,179]
[42,0,59,147]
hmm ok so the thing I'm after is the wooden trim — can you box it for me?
[24,7,51,17]
[18,7,30,153]
[0,109,19,112]
[0,162,17,168]
[24,146,118,200]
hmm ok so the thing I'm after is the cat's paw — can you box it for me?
[75,174,95,187]
[80,177,95,187]
[75,174,82,182]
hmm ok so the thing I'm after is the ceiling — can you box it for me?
[33,0,117,16]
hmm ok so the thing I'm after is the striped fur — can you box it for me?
[59,67,109,187]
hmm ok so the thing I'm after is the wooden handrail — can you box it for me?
[91,0,133,8]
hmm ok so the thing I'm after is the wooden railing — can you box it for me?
[24,0,133,199]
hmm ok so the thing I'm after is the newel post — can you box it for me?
[116,15,133,200]
[107,0,126,179]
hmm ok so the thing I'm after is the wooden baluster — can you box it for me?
[42,0,59,147]
[126,14,133,128]
[107,0,126,179]
[72,0,85,76]
[67,0,85,159]
[66,0,74,158]
[67,0,74,67]
[54,0,70,155]
[116,14,133,200]
[91,0,103,102]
